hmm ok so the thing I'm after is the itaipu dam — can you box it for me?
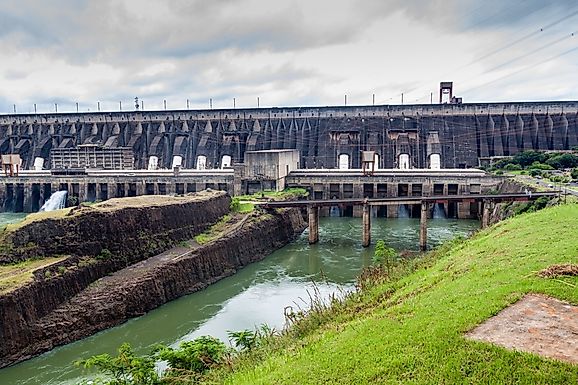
[0,97,571,380]
[0,99,575,215]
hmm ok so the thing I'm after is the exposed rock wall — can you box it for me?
[488,178,544,224]
[0,208,306,367]
[0,191,231,367]
[0,191,230,264]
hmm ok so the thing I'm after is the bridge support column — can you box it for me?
[308,206,319,244]
[362,203,371,247]
[22,183,32,213]
[107,183,117,199]
[481,200,492,228]
[136,182,145,196]
[419,201,429,251]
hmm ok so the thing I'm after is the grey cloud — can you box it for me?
[127,56,320,101]
[369,0,578,32]
[0,0,382,64]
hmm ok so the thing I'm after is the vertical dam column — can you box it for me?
[308,206,319,244]
[362,202,371,247]
[420,201,429,251]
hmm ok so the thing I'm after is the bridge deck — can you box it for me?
[258,192,558,208]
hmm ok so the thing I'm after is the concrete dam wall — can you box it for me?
[0,192,306,368]
[2,101,578,172]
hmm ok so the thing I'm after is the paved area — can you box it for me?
[466,294,578,364]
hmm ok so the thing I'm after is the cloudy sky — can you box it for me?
[0,0,577,114]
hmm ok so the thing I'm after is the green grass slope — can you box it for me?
[225,205,578,384]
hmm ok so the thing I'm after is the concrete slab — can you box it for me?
[466,294,578,365]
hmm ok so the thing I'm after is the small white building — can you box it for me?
[243,149,300,192]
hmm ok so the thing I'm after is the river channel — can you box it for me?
[0,215,478,385]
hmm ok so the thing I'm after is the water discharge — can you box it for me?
[0,216,479,385]
[433,203,447,219]
[398,204,410,218]
[40,191,68,212]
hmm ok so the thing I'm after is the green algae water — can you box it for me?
[0,212,27,227]
[0,217,478,385]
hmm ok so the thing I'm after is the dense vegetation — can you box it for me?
[489,150,578,182]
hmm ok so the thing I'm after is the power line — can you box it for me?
[382,4,578,104]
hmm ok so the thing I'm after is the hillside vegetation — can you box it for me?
[223,204,578,384]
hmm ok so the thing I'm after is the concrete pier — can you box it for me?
[419,201,429,251]
[481,200,491,228]
[308,206,319,244]
[362,202,371,247]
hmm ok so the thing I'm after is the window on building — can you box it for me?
[221,155,232,169]
[338,154,349,170]
[399,154,410,170]
[430,154,441,170]
[148,156,159,170]
[196,155,207,170]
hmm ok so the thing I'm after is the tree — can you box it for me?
[571,168,578,180]
[154,336,227,375]
[504,163,522,171]
[373,240,397,274]
[512,151,546,168]
[76,343,160,385]
[228,329,257,351]
[529,161,554,170]
[545,153,578,169]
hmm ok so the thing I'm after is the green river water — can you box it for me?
[0,214,478,385]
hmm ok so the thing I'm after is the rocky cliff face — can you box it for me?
[0,191,231,367]
[0,191,230,264]
[0,203,306,368]
[487,178,555,225]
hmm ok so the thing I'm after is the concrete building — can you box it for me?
[243,149,300,192]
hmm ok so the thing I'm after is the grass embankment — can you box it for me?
[2,208,72,232]
[222,204,578,384]
[233,188,308,213]
[194,214,236,245]
[0,256,67,294]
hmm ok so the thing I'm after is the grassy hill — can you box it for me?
[222,204,578,384]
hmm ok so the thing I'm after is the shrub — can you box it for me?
[76,343,160,385]
[549,175,570,184]
[373,240,397,274]
[512,151,546,167]
[504,163,522,171]
[530,161,554,170]
[228,329,258,351]
[492,158,512,169]
[571,168,578,180]
[545,153,578,169]
[230,197,240,212]
[96,248,112,260]
[533,196,550,211]
[154,336,227,374]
